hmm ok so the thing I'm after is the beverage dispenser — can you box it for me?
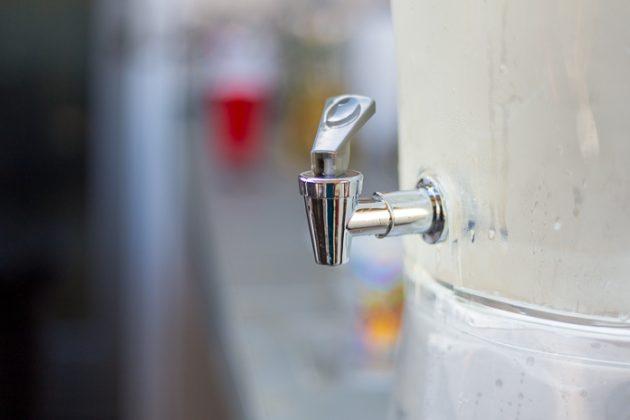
[298,1,630,418]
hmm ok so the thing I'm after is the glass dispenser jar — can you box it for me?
[390,1,630,418]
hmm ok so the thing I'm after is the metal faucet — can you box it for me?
[298,94,448,266]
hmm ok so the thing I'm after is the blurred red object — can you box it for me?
[203,25,278,168]
[207,86,269,167]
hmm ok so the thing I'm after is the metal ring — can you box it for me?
[416,176,447,243]
[373,191,394,238]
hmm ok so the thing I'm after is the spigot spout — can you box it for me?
[299,170,363,265]
[298,94,447,266]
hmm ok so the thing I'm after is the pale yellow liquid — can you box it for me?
[393,0,630,318]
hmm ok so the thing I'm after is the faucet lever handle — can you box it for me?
[310,95,375,177]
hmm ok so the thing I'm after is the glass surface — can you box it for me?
[391,278,630,420]
[393,0,630,317]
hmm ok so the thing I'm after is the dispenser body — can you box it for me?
[393,0,630,316]
[391,0,630,418]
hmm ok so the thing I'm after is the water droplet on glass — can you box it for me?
[518,392,524,400]
[325,97,361,127]
[526,356,535,366]
[499,63,508,74]
[553,218,562,231]
[488,229,496,240]
[495,379,503,387]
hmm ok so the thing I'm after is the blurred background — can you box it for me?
[0,0,402,419]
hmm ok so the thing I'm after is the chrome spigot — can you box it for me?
[298,94,447,266]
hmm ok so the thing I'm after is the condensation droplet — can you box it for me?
[495,379,503,388]
[488,229,496,240]
[518,392,524,400]
[553,218,562,231]
[526,357,535,366]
